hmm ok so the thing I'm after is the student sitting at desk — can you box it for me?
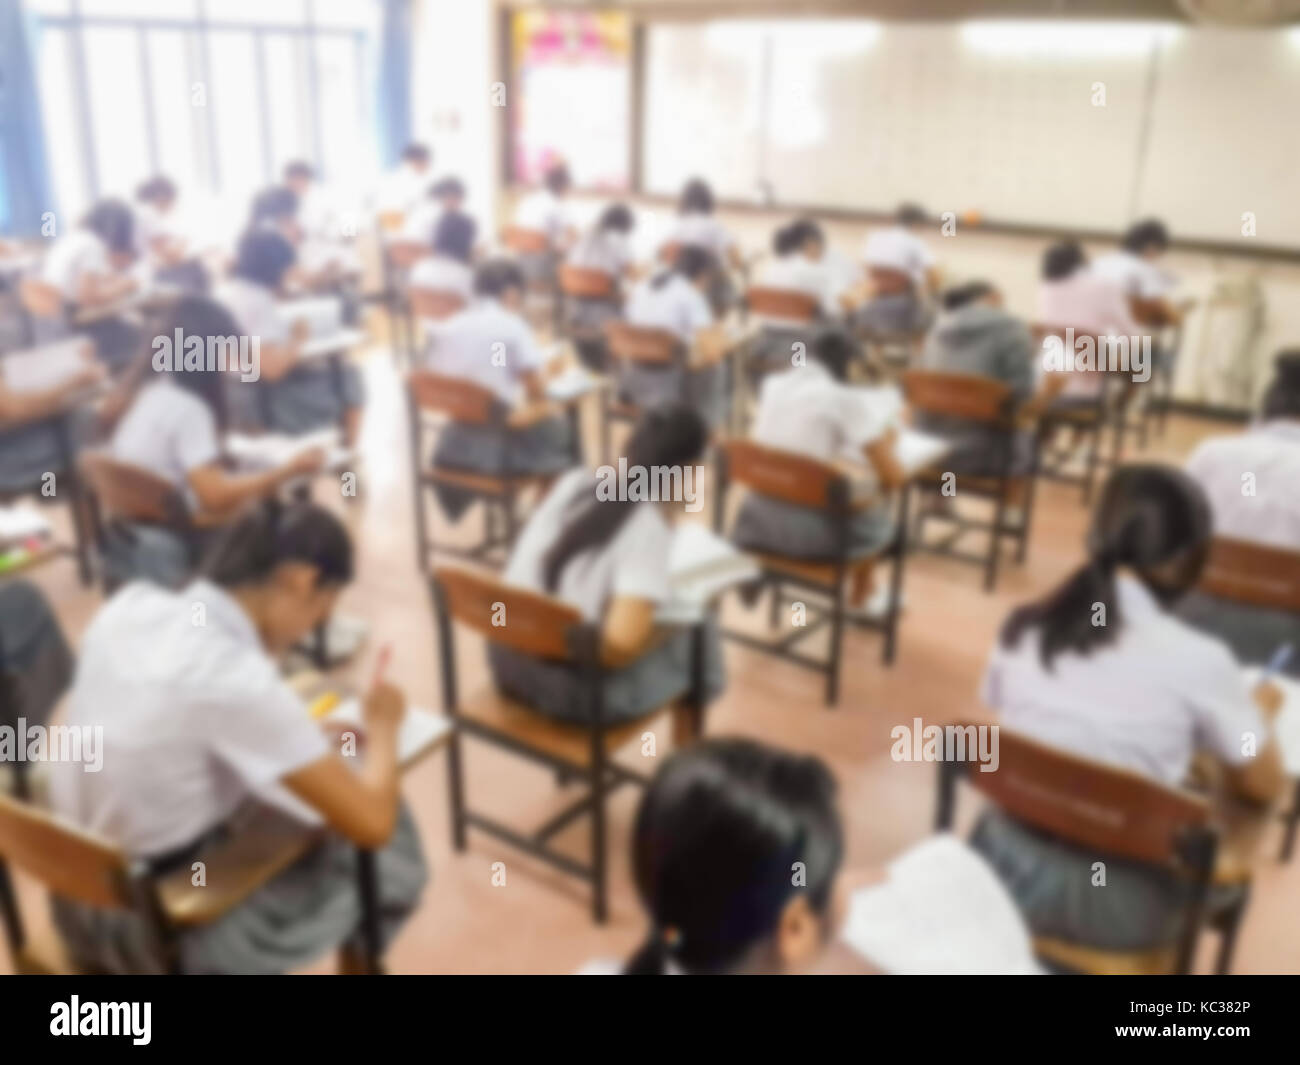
[0,343,103,496]
[134,176,208,295]
[750,219,851,371]
[402,176,469,248]
[564,203,636,333]
[490,403,723,729]
[41,199,141,372]
[514,160,578,275]
[731,332,905,618]
[48,501,428,974]
[623,246,730,429]
[418,258,574,521]
[664,178,743,314]
[216,229,365,445]
[248,186,350,306]
[376,142,433,220]
[106,297,325,586]
[853,203,938,339]
[972,465,1285,951]
[409,210,477,308]
[0,580,74,736]
[1091,219,1181,327]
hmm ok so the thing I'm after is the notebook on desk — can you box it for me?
[0,503,53,549]
[895,428,952,477]
[225,428,354,473]
[546,365,604,402]
[277,296,344,337]
[298,329,368,361]
[1,338,89,394]
[657,523,759,624]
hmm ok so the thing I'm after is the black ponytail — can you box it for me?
[199,500,354,589]
[1000,465,1212,669]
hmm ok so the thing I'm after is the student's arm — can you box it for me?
[1193,652,1288,807]
[73,270,137,308]
[600,596,661,668]
[1223,684,1287,806]
[257,319,310,382]
[282,683,404,849]
[863,427,906,491]
[0,362,104,425]
[187,449,325,516]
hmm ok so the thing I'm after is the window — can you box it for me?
[23,0,378,220]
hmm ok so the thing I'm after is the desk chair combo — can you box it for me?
[713,439,908,706]
[599,321,693,463]
[379,239,432,367]
[431,566,707,922]
[854,266,928,376]
[501,226,560,333]
[936,722,1251,975]
[556,264,620,371]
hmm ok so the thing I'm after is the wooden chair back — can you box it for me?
[407,370,502,426]
[1199,536,1300,613]
[0,794,133,911]
[719,439,849,510]
[868,266,914,297]
[502,226,549,255]
[902,369,1015,424]
[408,287,467,321]
[79,453,189,527]
[559,265,616,301]
[603,321,682,367]
[745,285,818,323]
[433,565,583,663]
[385,240,430,271]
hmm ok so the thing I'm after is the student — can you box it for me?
[623,245,730,428]
[490,403,723,728]
[418,258,573,520]
[564,203,636,335]
[0,580,74,734]
[854,203,937,338]
[618,738,845,974]
[514,161,578,252]
[0,342,103,496]
[1091,219,1181,327]
[49,501,427,974]
[664,178,743,315]
[41,199,141,372]
[917,281,1060,514]
[134,176,207,294]
[750,219,850,371]
[409,209,477,309]
[247,185,303,248]
[402,176,468,247]
[1185,350,1300,551]
[282,160,332,243]
[731,332,905,617]
[377,142,433,219]
[216,229,365,444]
[972,465,1285,950]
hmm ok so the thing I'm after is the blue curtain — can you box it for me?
[374,0,413,169]
[0,0,54,237]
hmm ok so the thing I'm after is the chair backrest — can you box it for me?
[376,210,405,235]
[408,286,467,321]
[902,369,1015,424]
[868,266,914,297]
[603,321,682,367]
[407,369,501,426]
[18,278,63,320]
[745,285,819,323]
[79,452,189,527]
[558,264,616,300]
[718,439,849,510]
[1129,295,1172,328]
[1199,536,1300,613]
[385,240,431,271]
[502,226,549,255]
[0,794,133,910]
[433,565,584,662]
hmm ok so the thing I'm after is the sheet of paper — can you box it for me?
[895,428,952,476]
[0,339,89,394]
[657,523,759,623]
[546,365,602,402]
[0,503,53,545]
[277,296,344,337]
[1243,667,1300,776]
[225,429,353,473]
[298,328,367,360]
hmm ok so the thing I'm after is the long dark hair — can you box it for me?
[540,404,707,593]
[200,499,354,589]
[678,178,714,215]
[1262,349,1300,421]
[82,199,136,256]
[1000,465,1212,669]
[650,244,714,291]
[623,738,843,975]
[144,295,241,433]
[1042,240,1086,281]
[232,228,296,290]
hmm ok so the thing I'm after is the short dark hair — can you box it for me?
[543,162,571,195]
[135,176,178,205]
[942,280,995,312]
[233,228,297,289]
[895,202,927,227]
[433,210,477,265]
[473,257,525,299]
[1262,349,1300,421]
[1042,240,1087,281]
[249,186,299,227]
[82,199,136,255]
[431,176,466,201]
[809,330,858,383]
[200,499,354,590]
[679,178,714,215]
[1121,218,1170,255]
[402,143,431,165]
[772,218,823,256]
[597,203,634,234]
[283,160,316,182]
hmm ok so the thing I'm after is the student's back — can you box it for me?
[110,377,219,493]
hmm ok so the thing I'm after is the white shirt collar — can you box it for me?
[187,579,263,650]
[1115,574,1163,620]
[1257,419,1300,443]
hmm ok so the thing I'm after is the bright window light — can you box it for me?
[705,19,880,57]
[961,20,1180,58]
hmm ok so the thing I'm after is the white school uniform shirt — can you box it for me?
[401,200,443,245]
[421,297,544,406]
[49,579,330,858]
[625,273,713,344]
[111,378,220,496]
[133,203,178,256]
[861,225,935,286]
[1090,249,1174,301]
[409,255,474,303]
[377,163,429,217]
[752,361,895,468]
[214,277,290,344]
[503,468,673,622]
[567,229,632,278]
[981,576,1268,788]
[666,212,735,260]
[43,228,112,300]
[1185,420,1300,552]
[754,252,843,325]
[514,189,575,244]
[1037,268,1143,398]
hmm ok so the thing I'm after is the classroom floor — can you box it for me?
[5,319,1298,976]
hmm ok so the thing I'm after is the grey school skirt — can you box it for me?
[731,493,895,562]
[852,293,932,338]
[0,580,74,728]
[0,408,94,494]
[616,362,729,431]
[98,523,201,592]
[229,361,365,436]
[51,802,427,975]
[1175,590,1300,679]
[913,416,1037,480]
[487,620,726,726]
[81,316,143,376]
[430,415,575,522]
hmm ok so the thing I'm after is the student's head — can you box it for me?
[432,210,477,265]
[1041,240,1087,282]
[624,737,845,975]
[895,202,927,228]
[596,203,634,235]
[678,178,715,216]
[1001,465,1212,669]
[1121,218,1170,261]
[282,160,316,198]
[808,330,858,383]
[473,257,526,308]
[145,295,241,432]
[1262,350,1300,421]
[82,199,136,264]
[431,176,466,211]
[942,280,999,312]
[541,404,708,592]
[402,143,432,171]
[773,218,824,260]
[249,186,302,244]
[233,228,297,292]
[543,162,572,197]
[652,243,714,293]
[135,176,178,212]
[199,500,354,654]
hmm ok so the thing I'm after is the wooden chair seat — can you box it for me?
[1033,935,1177,976]
[457,686,668,770]
[753,553,840,587]
[913,470,1018,498]
[14,922,78,975]
[423,467,544,496]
